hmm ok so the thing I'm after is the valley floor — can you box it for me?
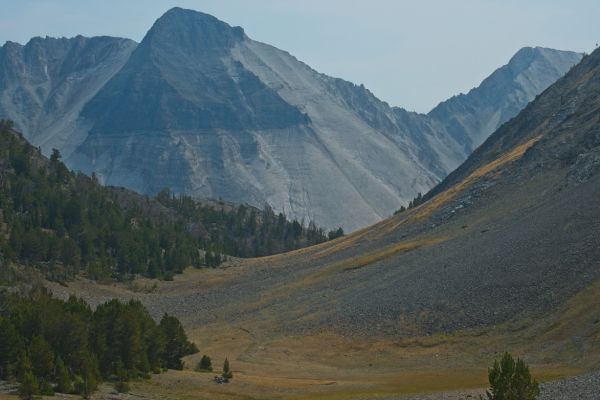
[39,262,600,400]
[2,370,600,400]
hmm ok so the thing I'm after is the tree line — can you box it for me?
[394,192,424,215]
[0,287,197,399]
[0,120,343,282]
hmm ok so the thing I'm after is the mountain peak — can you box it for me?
[158,7,225,25]
[144,7,245,52]
[508,46,582,72]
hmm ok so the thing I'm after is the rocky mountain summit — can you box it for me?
[0,7,582,231]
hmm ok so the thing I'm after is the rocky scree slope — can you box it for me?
[0,8,582,231]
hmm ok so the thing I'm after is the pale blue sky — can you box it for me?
[1,0,598,113]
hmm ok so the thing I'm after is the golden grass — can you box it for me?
[414,135,542,219]
[180,274,600,400]
[242,236,447,313]
[260,219,389,266]
[11,274,600,400]
[331,236,447,272]
[41,199,600,400]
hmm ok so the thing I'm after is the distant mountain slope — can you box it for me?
[428,46,583,152]
[0,35,137,155]
[0,8,582,231]
[68,8,452,232]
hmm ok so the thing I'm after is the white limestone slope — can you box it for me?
[429,46,583,151]
[0,36,136,157]
[226,39,458,230]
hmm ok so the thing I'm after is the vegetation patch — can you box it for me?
[415,135,542,219]
[0,120,337,282]
[338,237,447,272]
[0,286,197,398]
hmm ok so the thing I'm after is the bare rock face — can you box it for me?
[428,46,583,152]
[0,35,136,156]
[0,8,583,231]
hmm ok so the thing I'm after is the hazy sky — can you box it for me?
[1,0,598,113]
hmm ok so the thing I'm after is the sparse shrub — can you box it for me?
[483,352,540,400]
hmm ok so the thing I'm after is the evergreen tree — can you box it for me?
[19,370,39,400]
[222,358,233,381]
[28,336,54,381]
[0,318,21,379]
[0,119,333,282]
[114,362,130,393]
[485,352,540,400]
[196,355,212,372]
[159,314,198,370]
[0,289,194,398]
[328,227,344,240]
[54,356,72,394]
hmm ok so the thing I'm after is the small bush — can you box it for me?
[483,352,540,400]
[114,380,130,393]
[196,355,213,372]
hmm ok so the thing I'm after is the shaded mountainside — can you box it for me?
[0,120,335,282]
[0,7,582,231]
[68,7,449,232]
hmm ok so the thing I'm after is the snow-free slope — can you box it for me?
[429,46,582,152]
[0,35,136,156]
[0,8,582,231]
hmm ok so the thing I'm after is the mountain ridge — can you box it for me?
[0,34,137,155]
[428,45,582,152]
[0,7,583,231]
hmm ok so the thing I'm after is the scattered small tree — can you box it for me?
[29,336,54,380]
[484,352,540,400]
[54,356,72,393]
[328,227,345,240]
[114,362,130,393]
[196,355,213,372]
[19,370,39,400]
[50,148,61,164]
[394,205,407,215]
[222,358,233,381]
[159,314,199,370]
